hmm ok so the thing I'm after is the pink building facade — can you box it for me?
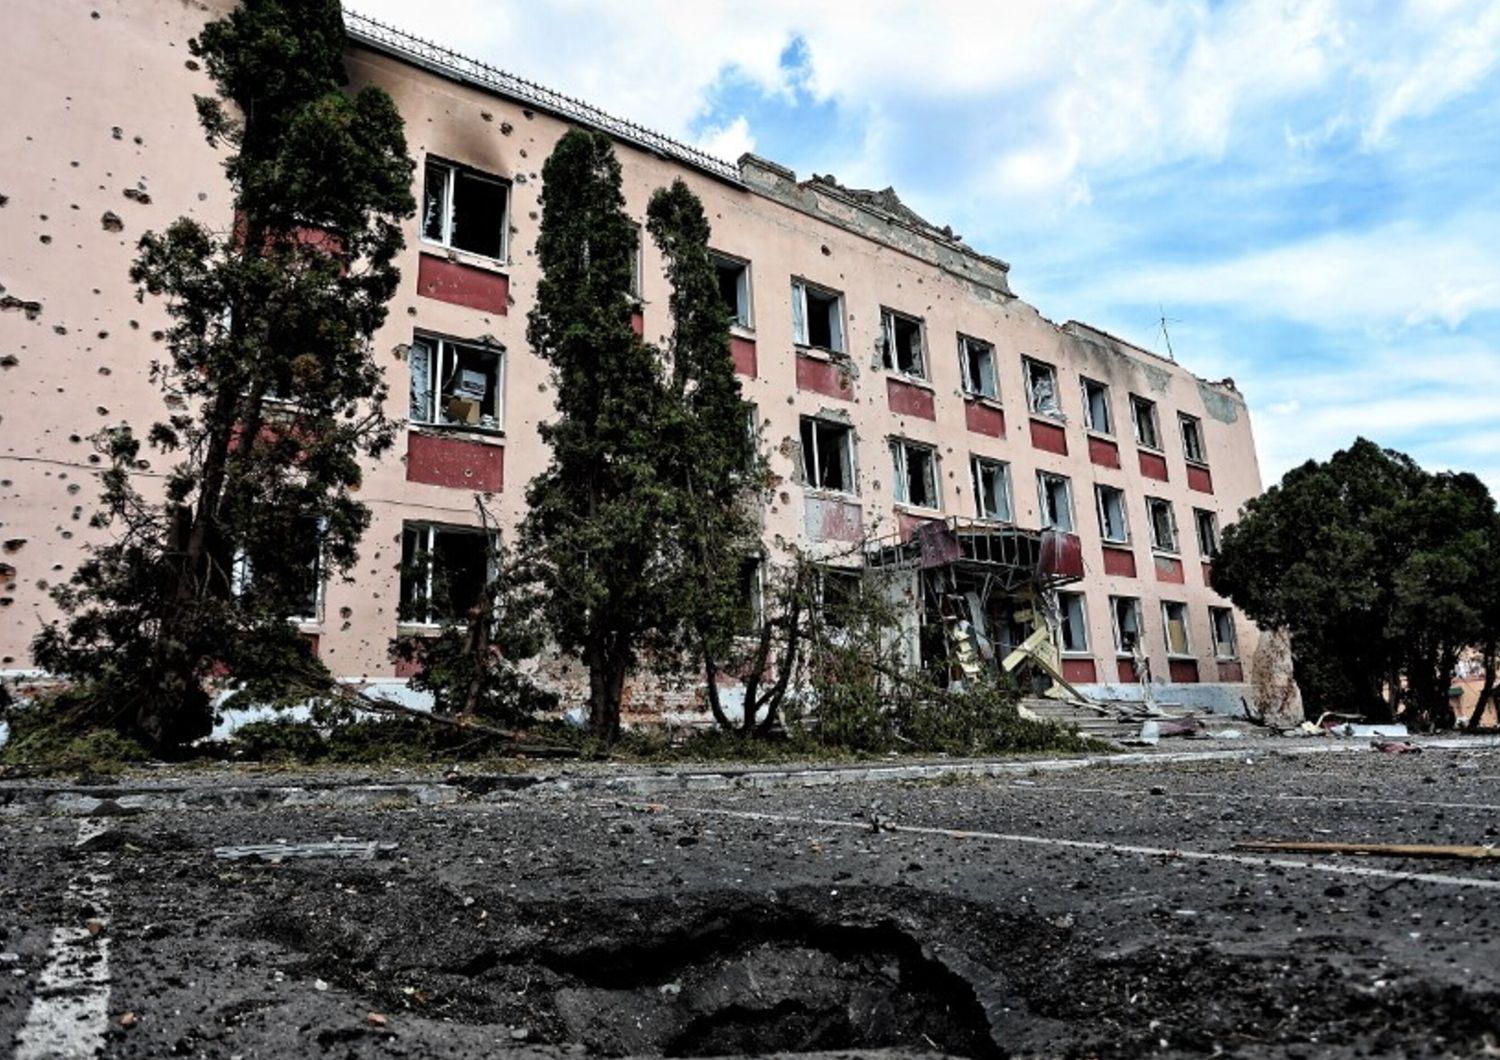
[0,1,1265,715]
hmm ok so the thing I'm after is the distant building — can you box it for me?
[0,1,1266,719]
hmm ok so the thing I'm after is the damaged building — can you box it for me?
[0,0,1266,719]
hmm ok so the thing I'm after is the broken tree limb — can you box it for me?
[1233,839,1500,861]
[319,681,582,758]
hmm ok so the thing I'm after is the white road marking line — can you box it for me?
[13,823,113,1060]
[996,784,1500,815]
[626,802,1500,893]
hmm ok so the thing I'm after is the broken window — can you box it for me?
[713,252,752,328]
[409,335,504,431]
[1095,484,1129,543]
[1057,591,1089,653]
[399,523,493,626]
[1194,508,1219,557]
[799,415,855,494]
[1210,606,1237,658]
[422,158,509,261]
[1110,595,1143,654]
[791,280,844,353]
[958,335,997,399]
[880,308,926,379]
[1179,413,1206,464]
[1162,600,1192,656]
[1146,496,1178,553]
[1131,395,1161,449]
[231,515,323,623]
[891,439,940,509]
[1080,377,1112,434]
[1024,358,1062,417]
[970,456,1012,522]
[817,566,863,630]
[735,555,764,634]
[1037,472,1074,532]
[629,224,643,300]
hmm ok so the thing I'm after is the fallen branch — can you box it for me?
[318,680,581,758]
[1233,839,1500,861]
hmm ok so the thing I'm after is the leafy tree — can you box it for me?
[521,130,677,741]
[32,0,414,751]
[1212,438,1497,726]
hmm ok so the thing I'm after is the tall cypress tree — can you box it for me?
[33,0,414,750]
[521,130,676,740]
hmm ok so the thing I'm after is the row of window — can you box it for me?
[1056,592,1238,661]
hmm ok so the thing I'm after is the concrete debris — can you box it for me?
[212,839,397,862]
[1335,723,1409,739]
[1373,740,1422,754]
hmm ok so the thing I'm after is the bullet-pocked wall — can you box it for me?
[0,0,1265,716]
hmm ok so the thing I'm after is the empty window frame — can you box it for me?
[1162,600,1192,656]
[971,456,1013,522]
[799,415,855,494]
[891,439,940,509]
[1095,484,1129,543]
[1209,606,1237,658]
[736,555,764,634]
[1057,591,1089,653]
[399,523,493,626]
[629,224,643,300]
[880,308,926,378]
[816,566,863,630]
[409,335,504,431]
[1024,357,1062,417]
[791,280,845,353]
[1146,496,1179,553]
[1194,508,1219,557]
[1179,413,1206,464]
[1037,472,1074,532]
[231,515,324,623]
[421,158,509,261]
[1080,376,1112,434]
[1131,395,1161,449]
[960,335,998,399]
[1110,595,1144,654]
[713,252,752,328]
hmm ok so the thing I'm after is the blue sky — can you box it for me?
[357,0,1500,493]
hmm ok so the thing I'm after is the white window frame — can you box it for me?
[1179,413,1207,465]
[1057,591,1089,654]
[1037,471,1075,532]
[711,251,753,329]
[791,279,845,354]
[959,335,998,400]
[421,157,511,262]
[1162,600,1192,657]
[1194,508,1220,557]
[1095,484,1129,544]
[399,523,497,628]
[1024,357,1063,417]
[880,307,927,380]
[1146,496,1179,554]
[1080,376,1112,434]
[408,334,506,433]
[891,438,941,511]
[799,415,857,495]
[1110,595,1144,655]
[1209,606,1238,659]
[1131,395,1161,450]
[970,455,1013,522]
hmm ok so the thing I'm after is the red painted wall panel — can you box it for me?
[1202,561,1214,586]
[417,252,509,315]
[795,353,854,401]
[1138,450,1169,481]
[964,399,1005,437]
[730,335,757,378]
[1187,463,1213,493]
[1029,417,1069,455]
[896,509,938,542]
[1062,658,1098,684]
[1154,555,1185,583]
[1088,434,1120,468]
[803,495,864,542]
[630,309,644,337]
[886,377,936,419]
[1168,659,1200,683]
[1039,530,1085,579]
[406,432,504,492]
[1102,545,1137,578]
[1116,658,1140,683]
[1217,660,1245,682]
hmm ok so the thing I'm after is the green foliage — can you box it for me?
[0,693,149,774]
[33,0,414,750]
[1213,438,1500,726]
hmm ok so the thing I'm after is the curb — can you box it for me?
[4,737,1498,817]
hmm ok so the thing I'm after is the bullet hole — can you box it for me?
[39,213,48,221]
[523,109,534,120]
[97,406,109,415]
[164,394,186,409]
[821,244,831,255]
[39,234,52,245]
[91,9,100,16]
[129,320,139,329]
[61,531,73,540]
[98,366,111,376]
[134,460,149,471]
[197,192,207,201]
[519,148,528,159]
[122,187,152,205]
[69,434,81,443]
[0,296,43,319]
[35,579,48,591]
[101,210,124,232]
[0,355,16,369]
[500,121,513,135]
[480,111,493,122]
[111,126,123,140]
[133,136,143,145]
[406,306,416,316]
[340,606,353,620]
[528,211,538,221]
[151,330,165,341]
[53,325,67,335]
[2,540,26,554]
[87,455,100,464]
[0,598,12,608]
[97,330,108,339]
[67,484,81,494]
[0,564,12,579]
[185,59,200,71]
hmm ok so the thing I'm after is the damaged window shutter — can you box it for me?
[791,283,806,345]
[408,339,433,422]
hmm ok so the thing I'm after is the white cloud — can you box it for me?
[694,115,754,161]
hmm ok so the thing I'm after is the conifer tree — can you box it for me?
[33,0,414,750]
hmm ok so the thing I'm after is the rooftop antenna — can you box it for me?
[1157,305,1178,361]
